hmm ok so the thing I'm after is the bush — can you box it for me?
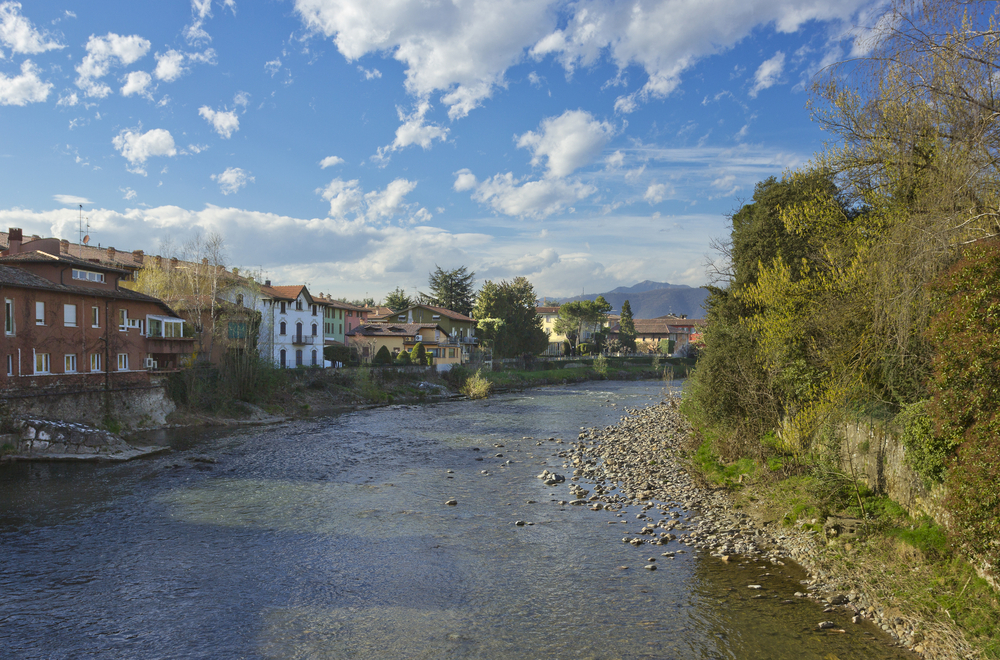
[593,353,608,376]
[896,400,955,484]
[578,343,591,355]
[461,369,492,399]
[373,345,393,365]
[323,344,352,365]
[411,342,428,365]
[393,351,412,366]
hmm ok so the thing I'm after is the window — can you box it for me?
[4,298,13,335]
[90,353,101,372]
[311,323,317,336]
[295,349,303,366]
[398,315,406,321]
[339,323,342,335]
[279,321,286,335]
[311,350,317,366]
[119,309,128,330]
[6,355,13,376]
[296,300,303,311]
[72,269,105,283]
[296,322,302,338]
[279,349,286,368]
[348,311,353,317]
[35,301,45,325]
[64,304,77,327]
[35,352,50,374]
[432,314,440,320]
[92,306,100,328]
[449,348,456,358]
[279,301,287,314]
[228,322,248,339]
[117,353,129,371]
[311,304,317,316]
[65,354,77,373]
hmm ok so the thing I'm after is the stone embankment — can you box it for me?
[0,418,163,461]
[546,395,967,660]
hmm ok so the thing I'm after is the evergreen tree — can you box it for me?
[383,287,413,312]
[422,265,476,316]
[411,342,428,365]
[373,345,393,365]
[619,299,637,352]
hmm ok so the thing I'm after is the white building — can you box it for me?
[258,283,324,368]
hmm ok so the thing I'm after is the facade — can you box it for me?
[536,306,616,355]
[257,283,323,368]
[377,304,478,358]
[608,314,705,352]
[1,230,192,390]
[313,295,370,348]
[347,322,463,365]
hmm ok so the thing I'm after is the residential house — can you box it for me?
[1,229,193,389]
[257,282,323,368]
[379,304,478,361]
[347,322,462,366]
[536,305,617,355]
[312,294,370,349]
[608,314,705,352]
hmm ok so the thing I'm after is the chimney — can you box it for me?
[169,257,178,269]
[60,239,69,254]
[7,227,23,255]
[132,249,144,265]
[107,246,116,260]
[264,279,271,287]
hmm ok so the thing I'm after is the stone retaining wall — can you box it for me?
[2,418,160,461]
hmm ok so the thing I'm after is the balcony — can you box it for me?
[291,335,316,345]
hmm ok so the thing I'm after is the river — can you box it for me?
[0,380,914,659]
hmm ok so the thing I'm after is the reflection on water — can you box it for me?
[0,382,914,659]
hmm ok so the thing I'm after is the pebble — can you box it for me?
[445,499,457,506]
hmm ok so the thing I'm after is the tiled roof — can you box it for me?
[259,285,296,301]
[269,285,310,302]
[0,250,131,274]
[347,322,443,338]
[0,264,180,316]
[416,304,475,321]
[313,295,368,312]
[536,306,560,314]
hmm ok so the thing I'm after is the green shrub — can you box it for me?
[896,400,955,484]
[411,342,427,365]
[578,343,591,355]
[461,369,492,399]
[373,345,393,365]
[593,353,608,376]
[393,351,412,366]
[323,344,352,365]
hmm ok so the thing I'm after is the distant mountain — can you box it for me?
[544,281,708,319]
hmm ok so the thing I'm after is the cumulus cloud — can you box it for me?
[120,70,153,97]
[472,173,595,218]
[154,49,185,81]
[453,168,477,191]
[376,101,449,160]
[56,91,78,107]
[199,105,240,138]
[0,59,51,105]
[319,155,344,168]
[643,182,673,204]
[296,0,870,118]
[75,33,151,98]
[749,51,785,97]
[0,2,64,54]
[317,177,419,223]
[212,167,254,194]
[517,109,614,178]
[112,127,177,175]
[185,0,236,44]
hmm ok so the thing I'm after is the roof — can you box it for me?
[347,322,445,338]
[536,306,560,314]
[1,231,147,271]
[267,285,314,303]
[387,303,475,322]
[0,264,180,316]
[0,250,131,275]
[312,295,368,312]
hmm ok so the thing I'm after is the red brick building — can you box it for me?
[1,229,193,391]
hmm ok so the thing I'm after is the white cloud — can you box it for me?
[198,105,240,138]
[380,101,448,156]
[319,155,344,169]
[453,168,477,191]
[749,51,785,97]
[154,49,186,82]
[264,58,281,76]
[120,70,153,97]
[317,177,418,222]
[120,187,137,200]
[53,194,92,205]
[56,91,78,106]
[0,59,51,105]
[472,172,595,218]
[233,90,250,107]
[76,33,151,98]
[112,127,177,175]
[516,109,614,178]
[643,182,673,204]
[358,65,381,80]
[605,150,624,169]
[185,0,235,44]
[212,167,254,195]
[296,0,870,118]
[0,2,64,54]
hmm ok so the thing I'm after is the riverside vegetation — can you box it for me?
[682,1,1000,656]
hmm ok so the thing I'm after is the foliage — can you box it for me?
[577,343,590,355]
[554,296,611,349]
[593,353,608,376]
[323,344,352,365]
[460,369,492,399]
[383,287,413,312]
[896,400,955,484]
[411,342,428,366]
[0,399,20,434]
[373,345,393,365]
[421,265,476,316]
[472,277,549,357]
[927,239,1000,570]
[393,351,412,366]
[618,299,637,351]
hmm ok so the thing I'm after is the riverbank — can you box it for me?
[564,394,981,660]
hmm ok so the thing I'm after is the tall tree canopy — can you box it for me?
[618,299,637,352]
[422,265,476,316]
[554,296,611,349]
[472,277,548,357]
[383,287,413,312]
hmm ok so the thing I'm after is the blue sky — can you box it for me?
[0,0,882,302]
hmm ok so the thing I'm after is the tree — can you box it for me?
[554,296,611,351]
[618,299,637,352]
[422,265,476,316]
[383,287,413,312]
[373,345,393,365]
[411,342,428,366]
[472,277,549,357]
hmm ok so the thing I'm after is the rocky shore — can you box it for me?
[540,394,972,660]
[0,417,164,462]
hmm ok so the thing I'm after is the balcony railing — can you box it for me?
[291,335,316,345]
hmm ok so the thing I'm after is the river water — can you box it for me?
[0,381,914,659]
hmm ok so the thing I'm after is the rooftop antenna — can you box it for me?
[78,204,91,247]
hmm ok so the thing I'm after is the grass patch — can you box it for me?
[692,439,756,489]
